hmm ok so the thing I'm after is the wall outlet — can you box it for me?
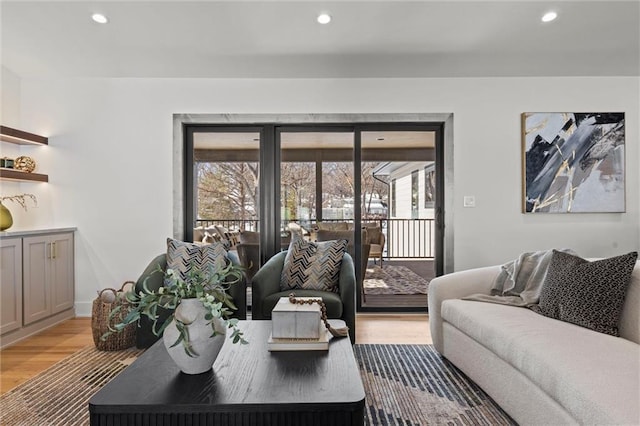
[463,196,476,208]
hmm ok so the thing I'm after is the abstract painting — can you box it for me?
[522,112,625,213]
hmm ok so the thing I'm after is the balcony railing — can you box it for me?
[196,218,435,260]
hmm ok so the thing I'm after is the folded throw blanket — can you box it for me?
[463,249,574,307]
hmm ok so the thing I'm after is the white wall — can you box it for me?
[3,75,639,315]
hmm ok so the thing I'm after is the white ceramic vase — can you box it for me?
[162,298,226,375]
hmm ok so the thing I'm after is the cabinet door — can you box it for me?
[23,236,50,325]
[0,238,23,334]
[51,233,74,314]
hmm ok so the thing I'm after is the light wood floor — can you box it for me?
[0,314,430,395]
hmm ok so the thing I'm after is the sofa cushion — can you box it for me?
[531,250,638,336]
[280,235,347,293]
[166,237,228,282]
[441,299,640,425]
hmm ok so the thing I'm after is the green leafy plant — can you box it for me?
[105,261,247,357]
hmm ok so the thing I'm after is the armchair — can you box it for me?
[367,227,385,268]
[134,251,247,349]
[251,251,357,344]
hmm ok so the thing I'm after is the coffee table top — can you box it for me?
[89,320,365,414]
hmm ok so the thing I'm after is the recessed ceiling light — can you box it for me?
[541,11,557,23]
[92,13,109,24]
[317,13,331,24]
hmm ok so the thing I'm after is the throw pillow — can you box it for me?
[166,237,228,283]
[280,234,348,293]
[531,250,638,336]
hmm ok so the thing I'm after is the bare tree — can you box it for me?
[281,162,315,219]
[197,162,259,224]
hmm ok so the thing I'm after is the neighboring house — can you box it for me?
[373,161,437,258]
[374,162,435,220]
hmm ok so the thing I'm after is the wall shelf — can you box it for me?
[0,125,49,183]
[0,169,48,183]
[0,126,48,146]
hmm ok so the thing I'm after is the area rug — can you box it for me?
[0,346,144,426]
[1,344,514,426]
[355,344,516,425]
[364,265,430,295]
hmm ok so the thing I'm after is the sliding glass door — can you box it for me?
[184,122,443,313]
[359,130,436,310]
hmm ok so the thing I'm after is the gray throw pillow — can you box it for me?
[166,237,228,283]
[280,234,348,293]
[531,250,638,336]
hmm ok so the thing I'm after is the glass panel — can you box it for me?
[360,131,436,309]
[281,161,316,239]
[280,131,354,238]
[193,131,260,305]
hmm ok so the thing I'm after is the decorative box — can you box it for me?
[271,296,322,339]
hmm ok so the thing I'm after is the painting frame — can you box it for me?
[521,112,625,214]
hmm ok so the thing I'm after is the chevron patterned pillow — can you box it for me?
[166,237,228,283]
[280,235,348,293]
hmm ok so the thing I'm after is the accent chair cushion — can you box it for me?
[280,234,347,293]
[531,249,638,336]
[166,237,228,282]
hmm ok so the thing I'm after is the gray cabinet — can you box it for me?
[23,233,74,325]
[0,228,75,348]
[0,238,23,334]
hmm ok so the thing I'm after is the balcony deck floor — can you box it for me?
[361,259,434,310]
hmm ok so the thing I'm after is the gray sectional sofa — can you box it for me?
[428,261,640,425]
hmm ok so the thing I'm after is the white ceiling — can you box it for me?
[1,0,639,79]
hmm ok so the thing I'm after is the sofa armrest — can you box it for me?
[251,251,287,319]
[428,265,501,354]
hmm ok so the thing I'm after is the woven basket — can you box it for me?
[91,281,136,351]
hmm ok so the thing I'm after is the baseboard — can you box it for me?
[75,301,92,317]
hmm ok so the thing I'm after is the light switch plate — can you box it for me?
[463,196,476,208]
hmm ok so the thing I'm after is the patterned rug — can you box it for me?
[0,346,144,426]
[1,344,514,426]
[355,344,516,425]
[364,265,430,295]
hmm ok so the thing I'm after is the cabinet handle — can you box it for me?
[52,242,57,259]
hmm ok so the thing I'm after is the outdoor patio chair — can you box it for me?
[365,226,386,268]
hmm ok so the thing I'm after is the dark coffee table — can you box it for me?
[89,320,365,425]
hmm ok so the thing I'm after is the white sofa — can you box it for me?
[428,261,640,425]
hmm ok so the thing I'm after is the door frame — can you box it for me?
[175,113,453,311]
